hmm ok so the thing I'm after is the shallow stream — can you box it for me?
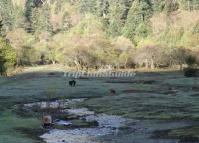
[23,99,196,143]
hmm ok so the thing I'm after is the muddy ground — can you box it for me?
[0,67,199,143]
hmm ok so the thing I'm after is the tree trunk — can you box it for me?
[145,59,149,68]
[150,59,154,69]
[124,58,128,69]
[74,60,81,71]
[180,64,183,71]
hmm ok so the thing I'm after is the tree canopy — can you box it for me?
[0,0,198,71]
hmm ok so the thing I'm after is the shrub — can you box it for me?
[134,45,167,69]
[0,38,16,75]
[185,55,197,68]
[184,67,198,77]
[184,55,198,77]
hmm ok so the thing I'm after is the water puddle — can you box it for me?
[40,108,127,143]
[40,128,112,143]
[22,99,196,143]
[23,99,128,143]
[55,120,72,126]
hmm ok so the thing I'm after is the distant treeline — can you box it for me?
[0,0,199,73]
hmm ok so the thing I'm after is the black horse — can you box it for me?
[69,80,76,87]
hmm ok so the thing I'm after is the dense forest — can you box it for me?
[0,0,199,72]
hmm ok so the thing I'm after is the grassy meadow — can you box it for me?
[0,67,199,142]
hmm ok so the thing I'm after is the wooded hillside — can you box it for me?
[0,0,199,70]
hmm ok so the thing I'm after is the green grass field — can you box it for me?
[0,67,199,143]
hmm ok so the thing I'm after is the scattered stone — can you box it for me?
[40,106,127,143]
[25,99,128,143]
[85,114,126,128]
[40,128,113,143]
[65,108,95,116]
[24,98,87,109]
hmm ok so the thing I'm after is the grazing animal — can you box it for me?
[69,80,76,87]
[109,89,116,96]
[42,115,52,128]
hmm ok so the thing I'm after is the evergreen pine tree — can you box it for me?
[0,0,15,32]
[25,0,35,33]
[122,0,152,43]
